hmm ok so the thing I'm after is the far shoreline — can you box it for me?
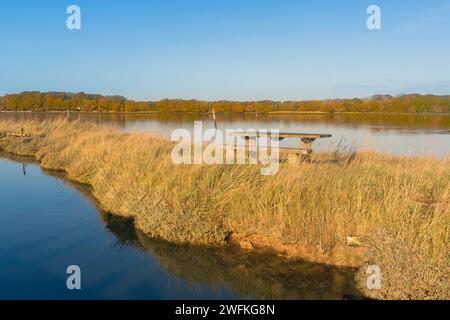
[1,110,450,116]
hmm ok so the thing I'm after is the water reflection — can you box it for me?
[134,232,363,300]
[40,156,364,300]
[96,212,365,300]
[1,111,449,131]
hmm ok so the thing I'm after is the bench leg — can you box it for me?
[300,153,311,162]
[300,138,315,163]
[245,137,258,164]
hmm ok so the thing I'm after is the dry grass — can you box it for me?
[0,119,448,299]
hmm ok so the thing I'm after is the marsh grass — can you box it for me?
[0,119,448,299]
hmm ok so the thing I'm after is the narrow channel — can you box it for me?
[0,155,363,300]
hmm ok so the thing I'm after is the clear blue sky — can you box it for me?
[1,0,449,101]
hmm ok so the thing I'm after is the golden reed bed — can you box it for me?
[0,119,448,299]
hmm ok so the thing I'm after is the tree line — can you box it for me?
[0,91,449,113]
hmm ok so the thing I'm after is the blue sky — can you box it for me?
[0,0,449,101]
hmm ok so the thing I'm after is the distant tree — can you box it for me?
[1,91,449,113]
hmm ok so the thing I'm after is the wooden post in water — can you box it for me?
[212,108,217,131]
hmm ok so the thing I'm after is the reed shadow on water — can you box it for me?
[0,151,367,300]
[98,214,367,300]
[43,160,367,300]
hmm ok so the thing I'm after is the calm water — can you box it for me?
[1,112,449,157]
[0,155,362,300]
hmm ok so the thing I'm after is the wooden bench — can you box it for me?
[228,132,332,162]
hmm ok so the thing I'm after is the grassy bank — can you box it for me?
[0,119,448,299]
